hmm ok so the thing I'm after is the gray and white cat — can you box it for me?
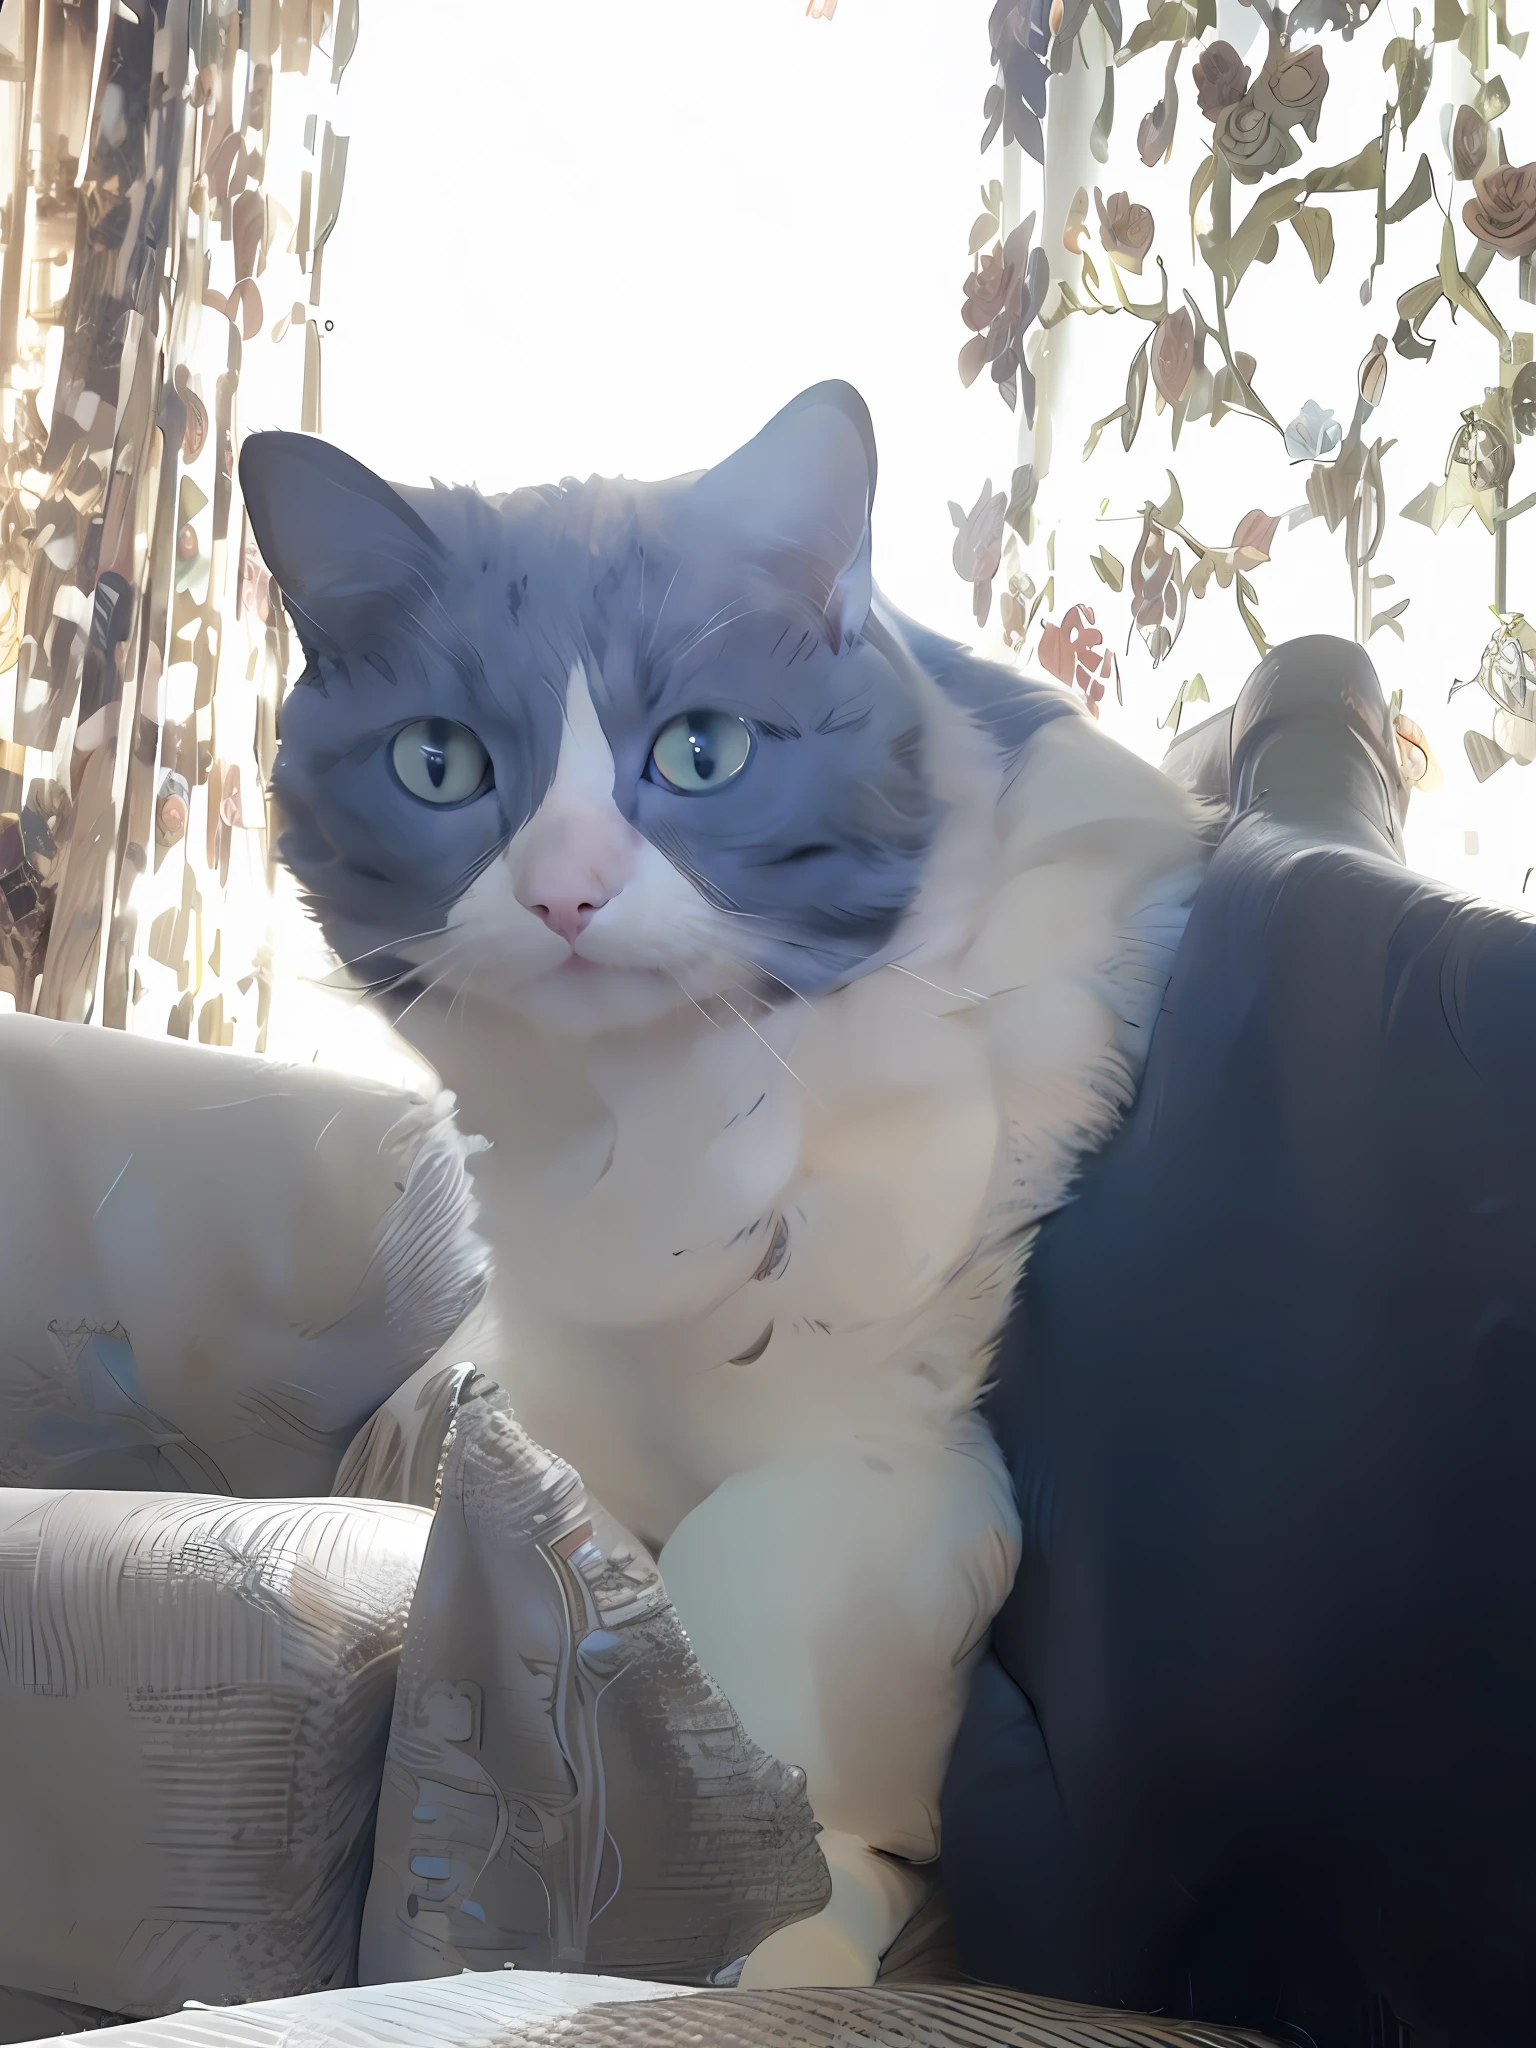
[241,383,1207,1985]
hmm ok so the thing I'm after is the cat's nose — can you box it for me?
[510,796,638,944]
[523,893,609,945]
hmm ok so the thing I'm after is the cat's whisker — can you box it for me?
[724,976,797,1024]
[715,993,821,1105]
[739,961,815,1013]
[886,961,981,1007]
[666,970,724,1030]
[665,595,746,658]
[335,925,458,977]
[644,561,684,663]
[669,602,772,666]
[446,959,479,1034]
[386,939,474,1032]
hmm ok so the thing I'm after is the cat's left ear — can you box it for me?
[239,431,445,661]
[688,381,876,653]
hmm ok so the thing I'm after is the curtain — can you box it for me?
[0,0,353,1046]
[960,0,1536,899]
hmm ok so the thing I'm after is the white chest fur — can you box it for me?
[400,714,1206,1547]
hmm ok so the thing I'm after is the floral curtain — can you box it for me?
[0,0,353,1047]
[954,0,1536,871]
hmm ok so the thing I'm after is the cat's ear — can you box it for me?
[689,381,877,652]
[239,431,445,660]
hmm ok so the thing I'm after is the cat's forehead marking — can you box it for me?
[551,662,618,805]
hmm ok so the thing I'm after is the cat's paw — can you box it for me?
[736,1830,933,1990]
[736,1910,878,1989]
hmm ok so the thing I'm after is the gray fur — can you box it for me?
[240,383,1073,997]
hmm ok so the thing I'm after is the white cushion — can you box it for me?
[0,1014,487,1498]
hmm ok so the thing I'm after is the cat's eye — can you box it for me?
[390,718,491,805]
[648,710,753,794]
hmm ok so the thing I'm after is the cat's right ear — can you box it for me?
[239,432,445,661]
[687,381,877,654]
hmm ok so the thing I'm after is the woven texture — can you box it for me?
[21,1977,1284,2048]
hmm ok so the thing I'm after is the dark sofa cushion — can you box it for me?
[943,637,1536,2048]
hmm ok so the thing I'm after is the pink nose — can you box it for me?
[522,891,610,945]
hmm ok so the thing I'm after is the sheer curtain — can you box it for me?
[967,0,1535,907]
[0,0,353,1046]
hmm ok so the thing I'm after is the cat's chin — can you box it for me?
[496,957,705,1038]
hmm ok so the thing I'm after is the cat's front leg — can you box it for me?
[657,1423,1022,1986]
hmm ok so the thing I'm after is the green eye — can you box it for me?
[649,710,753,794]
[391,718,491,805]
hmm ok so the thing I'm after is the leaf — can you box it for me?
[1183,549,1227,600]
[1438,215,1506,343]
[959,333,990,388]
[1465,729,1512,779]
[1475,74,1511,118]
[1384,153,1434,224]
[1090,546,1126,590]
[1493,0,1527,59]
[1359,335,1390,406]
[1397,273,1442,324]
[1094,0,1125,51]
[1117,0,1190,62]
[1222,180,1307,291]
[1122,338,1151,451]
[1233,575,1269,656]
[1158,672,1209,731]
[1091,66,1116,164]
[1255,224,1281,265]
[1291,205,1335,281]
[1393,46,1432,136]
[1395,317,1436,367]
[1155,472,1184,527]
[982,82,1004,153]
[1308,136,1388,195]
[1005,463,1039,538]
[1084,405,1128,459]
[1432,0,1465,39]
[969,211,999,254]
[1189,152,1216,255]
[1400,478,1448,529]
[1370,596,1411,639]
[1000,213,1038,275]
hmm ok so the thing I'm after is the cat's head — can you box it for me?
[241,383,946,1037]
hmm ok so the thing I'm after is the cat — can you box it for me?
[239,382,1209,1986]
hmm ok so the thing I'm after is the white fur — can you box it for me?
[394,629,1206,1909]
